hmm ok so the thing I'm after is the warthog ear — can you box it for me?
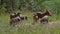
[46,9,52,16]
[48,11,52,16]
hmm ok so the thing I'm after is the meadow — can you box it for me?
[0,11,60,34]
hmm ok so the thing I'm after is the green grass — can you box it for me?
[0,11,60,34]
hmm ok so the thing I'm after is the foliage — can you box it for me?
[0,3,6,15]
[0,0,60,19]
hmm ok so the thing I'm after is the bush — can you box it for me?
[0,3,6,15]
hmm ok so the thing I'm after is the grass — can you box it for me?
[0,11,60,34]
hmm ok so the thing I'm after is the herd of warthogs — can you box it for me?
[10,10,52,26]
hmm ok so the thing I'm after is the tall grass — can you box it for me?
[0,11,60,34]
